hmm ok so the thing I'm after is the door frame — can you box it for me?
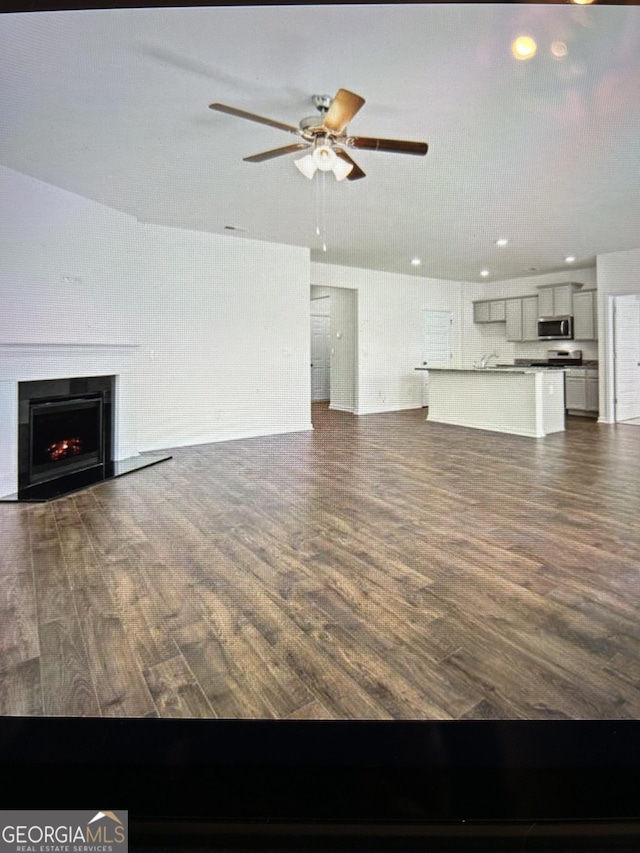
[310,300,331,403]
[610,292,640,423]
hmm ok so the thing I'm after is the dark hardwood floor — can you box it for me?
[1,403,640,719]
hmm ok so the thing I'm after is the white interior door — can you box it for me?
[614,294,640,422]
[311,312,330,402]
[421,310,453,406]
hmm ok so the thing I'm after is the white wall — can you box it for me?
[596,247,640,422]
[1,166,312,457]
[311,262,465,415]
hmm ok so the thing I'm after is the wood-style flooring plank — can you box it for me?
[28,504,76,624]
[0,568,39,668]
[0,657,43,716]
[38,617,101,716]
[143,653,216,718]
[78,611,155,717]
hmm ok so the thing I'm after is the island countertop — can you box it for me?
[414,366,566,374]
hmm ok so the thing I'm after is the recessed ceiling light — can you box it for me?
[480,270,490,277]
[495,238,508,247]
[411,258,421,266]
[551,41,568,59]
[512,36,537,61]
[565,255,576,263]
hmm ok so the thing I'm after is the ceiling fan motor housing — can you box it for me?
[300,95,338,140]
[299,116,338,140]
[312,94,332,113]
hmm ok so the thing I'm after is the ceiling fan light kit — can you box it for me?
[313,144,337,172]
[209,88,428,182]
[294,154,317,180]
[294,143,354,181]
[330,155,354,182]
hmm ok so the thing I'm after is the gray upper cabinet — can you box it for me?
[537,283,583,317]
[505,299,522,341]
[505,295,539,341]
[473,299,505,323]
[521,296,539,340]
[573,289,598,340]
[489,300,506,322]
[473,283,594,342]
[473,301,491,323]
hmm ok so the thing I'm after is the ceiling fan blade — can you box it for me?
[322,89,366,134]
[209,103,299,134]
[347,136,429,156]
[243,143,311,163]
[335,149,366,181]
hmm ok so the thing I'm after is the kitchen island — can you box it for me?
[416,367,565,437]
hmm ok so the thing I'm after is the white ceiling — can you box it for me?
[1,3,640,282]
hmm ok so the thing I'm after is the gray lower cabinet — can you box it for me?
[565,368,599,415]
[586,372,599,412]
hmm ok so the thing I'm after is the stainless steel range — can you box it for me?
[530,348,583,368]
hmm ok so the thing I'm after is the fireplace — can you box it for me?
[18,375,115,500]
[30,394,104,483]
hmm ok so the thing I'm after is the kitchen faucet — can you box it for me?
[479,351,499,368]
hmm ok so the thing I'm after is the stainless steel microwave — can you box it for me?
[537,315,573,340]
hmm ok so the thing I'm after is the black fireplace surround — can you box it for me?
[18,375,115,500]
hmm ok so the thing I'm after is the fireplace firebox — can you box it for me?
[18,375,115,500]
[30,395,104,484]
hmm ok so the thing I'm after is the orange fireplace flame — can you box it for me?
[46,437,83,461]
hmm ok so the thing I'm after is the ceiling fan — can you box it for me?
[209,89,428,181]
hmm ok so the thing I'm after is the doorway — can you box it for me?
[421,309,453,407]
[311,296,330,402]
[613,293,640,423]
[310,286,358,413]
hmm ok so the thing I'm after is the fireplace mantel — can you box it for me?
[0,342,143,498]
[0,341,139,353]
[0,341,138,346]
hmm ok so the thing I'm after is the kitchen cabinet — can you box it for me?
[473,301,490,323]
[573,289,598,340]
[505,296,539,341]
[473,299,505,323]
[565,373,586,410]
[537,282,583,317]
[505,299,522,341]
[521,296,539,341]
[490,300,506,321]
[586,370,599,412]
[565,368,599,415]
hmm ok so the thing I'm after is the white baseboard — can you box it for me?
[355,403,421,416]
[139,421,314,453]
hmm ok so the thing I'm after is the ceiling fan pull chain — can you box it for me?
[315,167,321,237]
[321,171,327,252]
